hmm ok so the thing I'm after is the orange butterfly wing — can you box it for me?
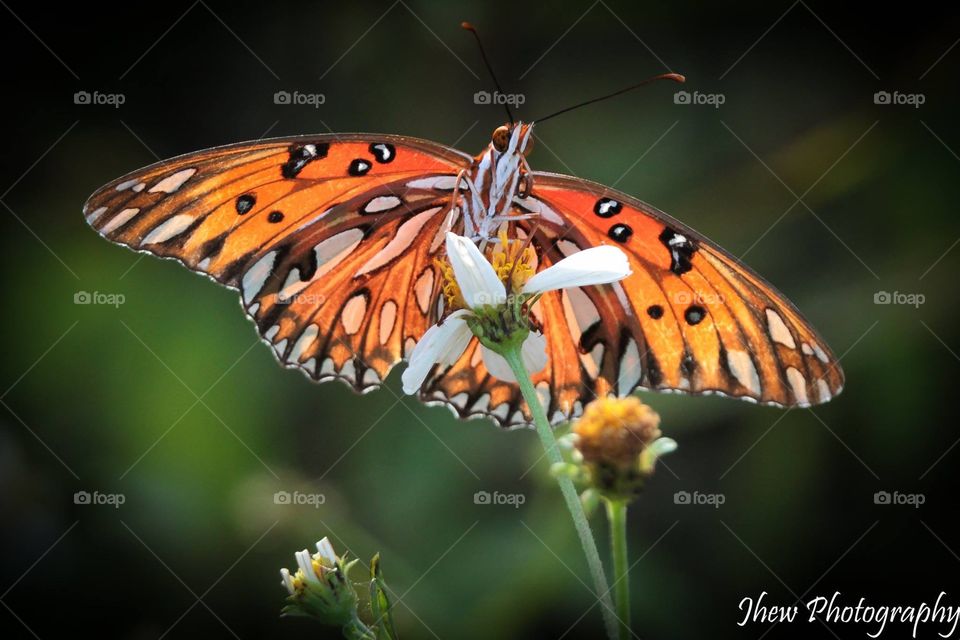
[84,133,471,390]
[419,172,844,427]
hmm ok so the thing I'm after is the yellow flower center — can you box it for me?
[491,227,537,294]
[573,396,662,466]
[437,228,537,311]
[436,258,467,309]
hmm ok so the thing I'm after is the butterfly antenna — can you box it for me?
[462,21,515,125]
[534,72,685,124]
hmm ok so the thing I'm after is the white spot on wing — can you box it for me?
[101,208,140,234]
[86,206,107,224]
[514,196,565,227]
[341,294,367,335]
[148,168,196,193]
[816,379,831,403]
[557,240,581,258]
[535,381,551,412]
[320,358,336,376]
[379,300,397,345]
[363,195,403,214]
[339,359,357,381]
[355,207,441,276]
[618,338,642,397]
[407,175,458,190]
[786,367,809,406]
[289,325,319,363]
[141,214,195,244]
[811,342,830,364]
[278,229,363,301]
[242,250,277,305]
[471,393,490,413]
[583,344,604,380]
[766,308,797,349]
[726,349,761,397]
[415,269,434,314]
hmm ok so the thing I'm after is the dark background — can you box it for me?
[1,1,959,638]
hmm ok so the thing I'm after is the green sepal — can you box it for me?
[368,553,399,640]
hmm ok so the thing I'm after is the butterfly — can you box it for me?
[83,114,844,428]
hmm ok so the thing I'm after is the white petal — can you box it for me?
[480,331,548,382]
[521,331,548,374]
[521,245,631,295]
[315,537,336,565]
[445,233,506,309]
[295,549,319,583]
[401,311,472,394]
[280,568,296,594]
[480,346,516,382]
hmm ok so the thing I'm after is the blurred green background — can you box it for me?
[1,1,959,638]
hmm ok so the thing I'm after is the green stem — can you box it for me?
[605,498,630,640]
[342,614,375,640]
[502,344,619,640]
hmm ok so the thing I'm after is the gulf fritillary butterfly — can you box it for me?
[83,49,843,430]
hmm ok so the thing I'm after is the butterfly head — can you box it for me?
[490,122,534,158]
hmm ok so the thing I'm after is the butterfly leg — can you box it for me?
[451,169,485,239]
[517,156,534,199]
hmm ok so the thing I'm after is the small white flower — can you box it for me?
[402,232,631,394]
[280,567,296,595]
[295,548,319,583]
[315,537,337,566]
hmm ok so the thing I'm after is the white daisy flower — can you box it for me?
[402,231,631,394]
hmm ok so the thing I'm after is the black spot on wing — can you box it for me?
[281,143,330,179]
[236,194,256,214]
[684,305,706,326]
[658,226,698,275]
[348,159,372,176]
[608,223,633,243]
[369,142,395,163]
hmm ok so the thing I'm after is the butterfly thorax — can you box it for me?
[464,122,534,240]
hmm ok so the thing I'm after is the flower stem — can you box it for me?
[605,498,630,640]
[342,614,376,640]
[501,344,620,640]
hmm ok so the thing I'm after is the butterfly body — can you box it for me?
[84,123,843,428]
[463,122,535,240]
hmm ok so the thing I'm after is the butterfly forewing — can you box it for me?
[84,133,471,391]
[519,172,844,408]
